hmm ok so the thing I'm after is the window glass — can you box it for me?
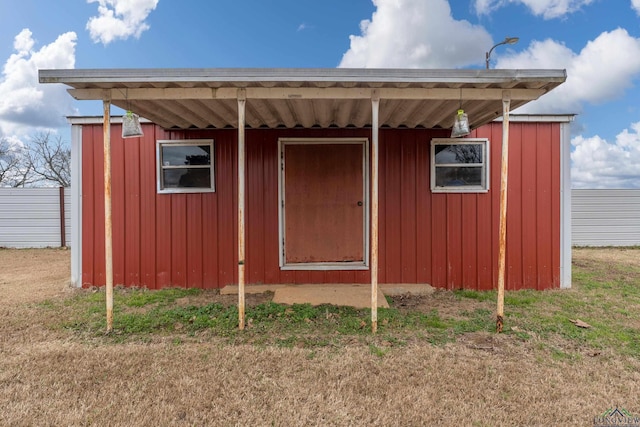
[157,140,214,193]
[162,168,211,188]
[434,166,483,187]
[431,139,489,193]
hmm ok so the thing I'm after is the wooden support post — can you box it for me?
[237,90,246,330]
[496,92,511,333]
[371,92,380,334]
[103,99,113,333]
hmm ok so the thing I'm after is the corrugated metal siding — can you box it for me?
[0,187,70,248]
[81,124,237,288]
[377,123,560,290]
[81,122,561,290]
[572,189,640,246]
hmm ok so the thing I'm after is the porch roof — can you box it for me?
[39,68,566,130]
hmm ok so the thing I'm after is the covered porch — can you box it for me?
[39,67,567,332]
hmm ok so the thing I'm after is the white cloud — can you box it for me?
[86,0,159,45]
[495,28,640,188]
[497,29,640,114]
[474,0,594,19]
[632,0,640,14]
[0,29,78,142]
[571,122,640,188]
[339,0,492,68]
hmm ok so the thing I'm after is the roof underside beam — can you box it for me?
[68,87,547,101]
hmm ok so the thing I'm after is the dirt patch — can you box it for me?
[0,248,71,305]
[390,290,490,319]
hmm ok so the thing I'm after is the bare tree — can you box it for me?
[0,138,33,187]
[25,132,71,187]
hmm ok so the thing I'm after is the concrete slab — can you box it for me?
[272,284,389,308]
[219,283,435,308]
[380,283,435,296]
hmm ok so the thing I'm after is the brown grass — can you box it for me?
[1,248,639,426]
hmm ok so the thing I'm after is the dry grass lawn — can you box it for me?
[1,247,639,426]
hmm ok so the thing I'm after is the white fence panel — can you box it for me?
[0,187,70,248]
[572,189,640,247]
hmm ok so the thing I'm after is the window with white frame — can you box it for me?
[431,138,489,193]
[156,139,215,193]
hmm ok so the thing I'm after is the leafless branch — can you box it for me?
[25,132,71,187]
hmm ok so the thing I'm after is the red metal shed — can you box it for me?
[40,68,570,328]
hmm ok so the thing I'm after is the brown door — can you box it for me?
[283,142,365,265]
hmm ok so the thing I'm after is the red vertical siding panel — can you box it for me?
[217,132,237,286]
[93,125,106,287]
[186,195,203,288]
[475,192,493,290]
[123,130,142,287]
[400,131,417,283]
[170,195,187,287]
[155,192,172,288]
[202,193,219,288]
[550,123,562,288]
[461,195,478,290]
[383,131,402,283]
[307,271,325,284]
[247,132,266,285]
[338,270,356,283]
[416,130,432,284]
[446,194,463,289]
[139,125,157,289]
[536,124,554,289]
[82,126,96,287]
[506,124,523,290]
[377,131,387,284]
[294,270,311,284]
[521,123,538,289]
[430,195,447,288]
[200,131,226,289]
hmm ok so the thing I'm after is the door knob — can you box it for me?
[357,201,363,206]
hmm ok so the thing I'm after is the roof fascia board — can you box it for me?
[40,68,567,85]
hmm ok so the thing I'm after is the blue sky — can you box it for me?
[1,0,640,188]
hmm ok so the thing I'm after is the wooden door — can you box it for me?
[283,142,365,266]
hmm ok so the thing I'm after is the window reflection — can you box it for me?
[163,169,211,188]
[434,144,482,164]
[435,166,482,187]
[162,145,211,166]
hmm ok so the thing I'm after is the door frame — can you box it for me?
[278,137,370,271]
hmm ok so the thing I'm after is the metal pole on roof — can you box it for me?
[496,91,511,333]
[371,92,380,334]
[103,98,114,333]
[237,90,247,330]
